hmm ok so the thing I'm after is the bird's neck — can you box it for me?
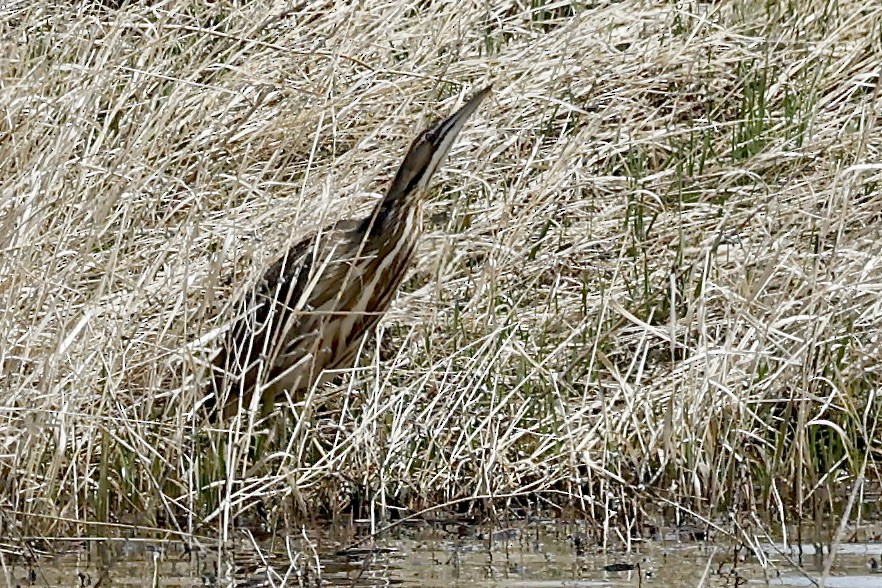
[364,194,424,245]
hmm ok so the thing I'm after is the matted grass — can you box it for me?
[1,0,880,545]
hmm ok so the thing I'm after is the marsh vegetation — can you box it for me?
[0,0,879,560]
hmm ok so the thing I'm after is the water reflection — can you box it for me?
[7,521,882,587]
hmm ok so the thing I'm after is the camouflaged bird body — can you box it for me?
[214,203,421,420]
[210,86,489,421]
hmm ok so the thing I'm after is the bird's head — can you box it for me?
[384,86,491,204]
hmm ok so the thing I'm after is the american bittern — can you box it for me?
[211,86,490,420]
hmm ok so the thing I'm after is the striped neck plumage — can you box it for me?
[365,86,490,238]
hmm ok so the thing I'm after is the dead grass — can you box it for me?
[0,0,880,545]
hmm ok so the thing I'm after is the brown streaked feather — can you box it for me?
[210,86,490,421]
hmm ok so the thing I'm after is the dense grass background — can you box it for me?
[1,0,880,544]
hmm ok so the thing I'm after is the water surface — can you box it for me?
[8,521,881,587]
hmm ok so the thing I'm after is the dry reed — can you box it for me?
[0,0,880,543]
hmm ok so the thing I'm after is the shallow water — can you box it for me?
[7,522,882,587]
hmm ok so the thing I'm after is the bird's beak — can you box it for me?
[385,86,491,202]
[425,86,492,153]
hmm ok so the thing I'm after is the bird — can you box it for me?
[209,86,491,421]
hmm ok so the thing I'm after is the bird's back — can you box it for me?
[212,207,420,419]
